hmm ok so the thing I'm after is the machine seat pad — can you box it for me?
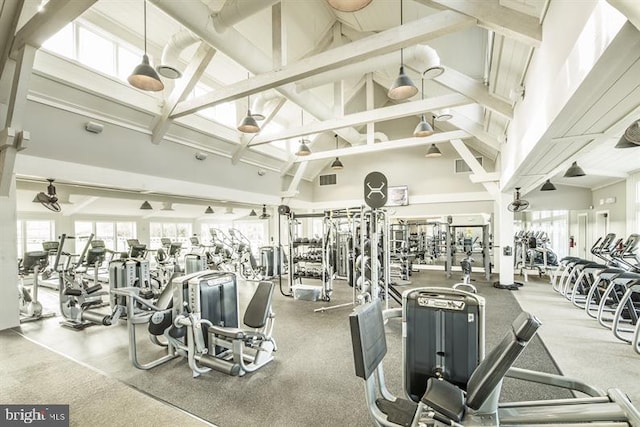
[243,282,274,329]
[208,325,245,340]
[81,300,103,309]
[86,284,103,294]
[584,263,607,270]
[421,378,465,422]
[64,288,82,296]
[375,397,418,427]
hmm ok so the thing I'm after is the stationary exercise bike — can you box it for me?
[18,251,56,323]
[454,251,478,293]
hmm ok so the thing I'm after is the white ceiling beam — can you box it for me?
[10,0,97,58]
[469,172,501,183]
[433,67,514,120]
[272,2,285,68]
[251,93,470,145]
[152,43,217,145]
[170,10,476,118]
[439,112,501,152]
[449,138,498,198]
[62,196,99,216]
[0,0,24,79]
[232,96,286,165]
[415,0,542,47]
[294,130,470,163]
[282,162,308,199]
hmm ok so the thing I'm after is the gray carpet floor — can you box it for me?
[14,270,570,426]
[0,330,212,427]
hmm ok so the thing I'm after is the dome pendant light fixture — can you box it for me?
[139,200,153,210]
[424,144,442,158]
[540,179,557,191]
[249,209,257,217]
[563,161,586,178]
[128,0,164,92]
[331,134,344,170]
[204,206,214,214]
[615,120,640,148]
[414,79,434,137]
[388,0,417,100]
[237,73,260,133]
[326,0,373,12]
[295,109,312,156]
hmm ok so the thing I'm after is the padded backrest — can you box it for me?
[465,312,541,410]
[243,281,274,328]
[349,300,387,380]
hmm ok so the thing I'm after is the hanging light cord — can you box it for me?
[143,0,147,54]
[400,0,404,65]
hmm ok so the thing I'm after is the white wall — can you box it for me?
[0,177,19,330]
[524,184,592,211]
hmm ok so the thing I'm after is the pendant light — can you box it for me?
[295,109,312,156]
[237,73,260,133]
[204,206,214,214]
[563,161,586,178]
[540,179,557,191]
[249,209,257,217]
[413,79,434,137]
[424,144,442,158]
[139,201,153,210]
[128,1,164,92]
[331,134,344,170]
[615,120,640,148]
[326,0,373,12]
[388,0,418,100]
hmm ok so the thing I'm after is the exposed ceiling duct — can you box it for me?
[157,29,200,79]
[211,0,280,33]
[150,0,387,154]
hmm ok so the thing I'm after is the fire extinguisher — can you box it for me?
[569,236,575,248]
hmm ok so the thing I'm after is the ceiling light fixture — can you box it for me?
[295,109,311,156]
[615,120,640,148]
[249,209,257,217]
[331,134,344,170]
[205,206,214,214]
[140,200,153,210]
[424,144,442,158]
[563,161,586,178]
[413,79,434,137]
[326,0,372,12]
[388,0,418,100]
[540,179,557,191]
[128,0,164,92]
[237,73,260,133]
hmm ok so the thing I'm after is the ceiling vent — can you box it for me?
[319,174,337,186]
[454,157,483,174]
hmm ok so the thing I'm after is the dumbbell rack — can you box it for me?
[288,212,332,302]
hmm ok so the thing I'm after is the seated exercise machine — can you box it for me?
[56,233,122,330]
[350,292,640,426]
[17,251,55,323]
[112,270,276,377]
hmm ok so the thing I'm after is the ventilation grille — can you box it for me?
[319,174,337,186]
[454,157,483,173]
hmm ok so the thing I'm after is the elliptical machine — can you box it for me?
[56,233,122,330]
[18,251,56,323]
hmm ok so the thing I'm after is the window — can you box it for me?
[192,84,237,127]
[25,220,55,253]
[233,221,268,257]
[150,222,193,249]
[74,221,136,253]
[530,210,568,259]
[42,21,143,85]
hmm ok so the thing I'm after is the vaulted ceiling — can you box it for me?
[2,0,640,217]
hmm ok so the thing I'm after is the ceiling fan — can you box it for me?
[507,187,529,213]
[259,204,271,219]
[34,178,61,212]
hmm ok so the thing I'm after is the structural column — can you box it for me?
[0,175,19,330]
[494,191,516,286]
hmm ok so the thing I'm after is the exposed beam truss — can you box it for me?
[251,93,471,146]
[152,43,216,144]
[415,0,542,47]
[293,130,471,163]
[449,138,499,198]
[170,10,475,118]
[0,0,24,80]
